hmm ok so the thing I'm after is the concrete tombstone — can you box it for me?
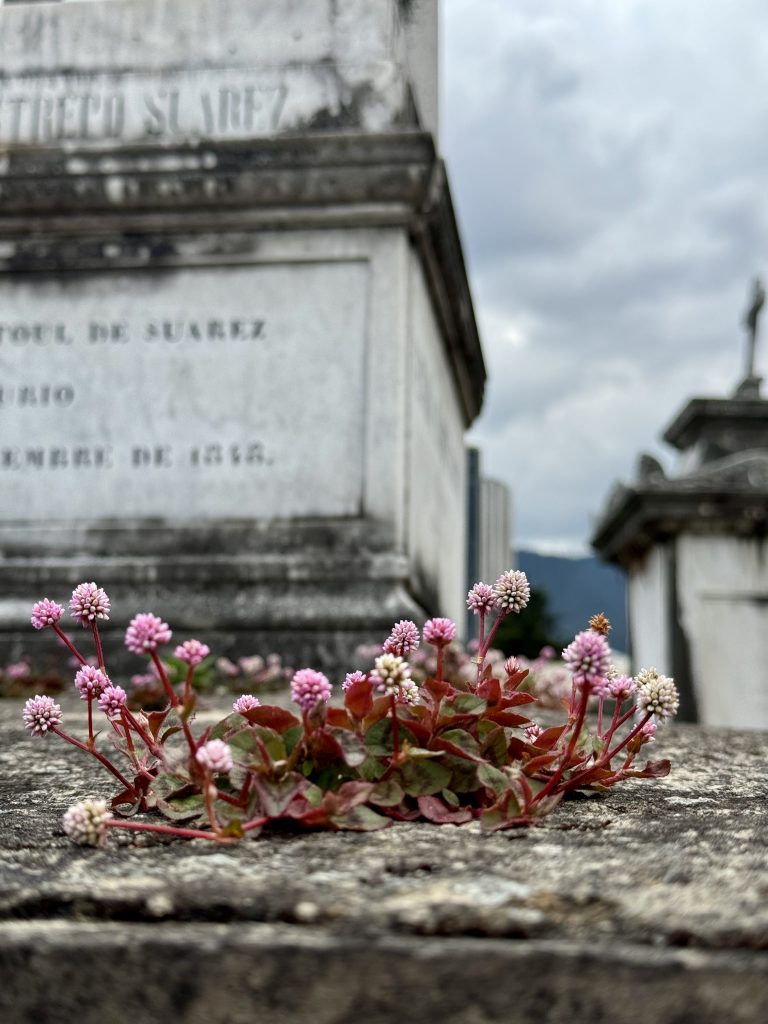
[0,0,485,670]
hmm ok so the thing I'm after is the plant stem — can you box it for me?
[52,624,86,666]
[106,819,226,841]
[122,708,165,761]
[601,711,653,764]
[436,647,444,686]
[389,693,400,760]
[151,651,197,755]
[52,725,134,792]
[87,696,94,746]
[91,621,106,670]
[203,779,221,834]
[530,684,590,806]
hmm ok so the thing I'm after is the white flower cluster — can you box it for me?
[635,668,680,720]
[62,798,110,847]
[371,653,420,705]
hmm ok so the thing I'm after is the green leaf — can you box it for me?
[156,793,205,821]
[364,718,418,755]
[449,694,487,714]
[208,713,241,740]
[251,774,307,817]
[328,727,367,767]
[330,805,390,831]
[433,728,482,761]
[441,788,460,808]
[358,755,388,782]
[149,772,193,803]
[370,779,405,806]
[398,758,452,796]
[442,755,481,793]
[477,762,511,796]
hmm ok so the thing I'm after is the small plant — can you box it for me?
[23,579,678,846]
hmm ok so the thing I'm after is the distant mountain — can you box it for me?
[517,550,628,653]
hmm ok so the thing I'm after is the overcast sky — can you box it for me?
[442,0,768,555]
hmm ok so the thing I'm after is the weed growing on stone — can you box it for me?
[23,577,678,846]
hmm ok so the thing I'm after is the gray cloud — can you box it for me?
[444,0,768,551]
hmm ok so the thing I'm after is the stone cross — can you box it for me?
[742,275,765,381]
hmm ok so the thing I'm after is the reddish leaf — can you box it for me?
[417,795,473,824]
[502,691,537,708]
[431,728,484,762]
[477,675,502,705]
[242,705,301,734]
[533,725,567,751]
[326,707,353,729]
[523,752,560,774]
[344,678,374,720]
[626,758,672,779]
[423,675,451,701]
[145,708,170,740]
[505,668,529,691]
[486,710,531,728]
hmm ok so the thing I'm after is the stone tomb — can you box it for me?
[0,0,484,669]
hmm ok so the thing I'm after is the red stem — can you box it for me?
[557,712,654,792]
[436,647,444,685]
[122,708,165,761]
[530,684,590,806]
[151,651,197,755]
[87,696,94,746]
[52,725,134,792]
[91,621,106,671]
[106,819,226,842]
[52,624,86,666]
[389,693,400,760]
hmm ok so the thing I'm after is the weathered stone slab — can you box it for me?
[1,700,766,1023]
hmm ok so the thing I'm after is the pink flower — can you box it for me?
[232,694,261,714]
[342,671,368,693]
[493,570,531,614]
[31,599,64,630]
[124,613,172,655]
[62,799,110,847]
[466,582,497,614]
[69,582,110,626]
[195,739,233,774]
[98,685,127,719]
[639,721,657,743]
[503,656,520,676]
[383,620,420,657]
[174,639,210,666]
[74,665,110,700]
[608,675,637,702]
[5,661,31,681]
[562,630,611,689]
[423,617,456,648]
[22,695,62,737]
[291,668,332,711]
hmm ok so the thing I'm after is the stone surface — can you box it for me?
[0,698,766,1022]
[0,0,485,670]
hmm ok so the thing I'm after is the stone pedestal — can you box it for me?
[0,699,766,1023]
[0,0,485,671]
[592,394,768,729]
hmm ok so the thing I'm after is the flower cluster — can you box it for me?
[74,666,110,700]
[635,669,680,720]
[371,653,419,704]
[466,582,497,614]
[174,639,210,666]
[70,583,110,626]
[562,629,611,689]
[98,685,127,719]
[232,693,261,714]
[423,617,456,648]
[22,695,62,737]
[492,570,531,613]
[195,739,233,775]
[62,799,110,847]
[31,599,64,630]
[291,669,332,711]
[383,620,420,657]
[125,613,172,655]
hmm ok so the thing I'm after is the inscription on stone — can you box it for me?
[0,261,368,520]
[0,69,289,146]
